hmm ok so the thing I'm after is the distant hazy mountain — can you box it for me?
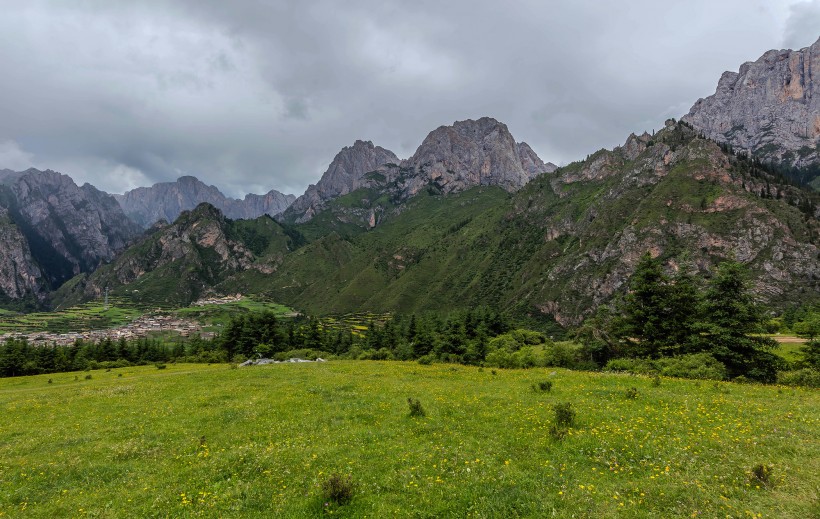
[282,117,557,223]
[683,37,820,185]
[115,175,295,228]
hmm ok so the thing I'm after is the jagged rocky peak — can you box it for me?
[116,175,295,228]
[284,140,400,222]
[403,117,556,196]
[284,117,558,223]
[683,37,820,168]
[0,167,141,295]
[314,140,400,199]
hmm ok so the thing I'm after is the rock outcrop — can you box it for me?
[0,168,141,293]
[115,175,295,228]
[683,37,820,171]
[0,206,43,302]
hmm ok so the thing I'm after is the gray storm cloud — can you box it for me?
[0,0,814,197]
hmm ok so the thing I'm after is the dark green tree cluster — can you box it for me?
[215,309,513,364]
[0,337,173,377]
[582,252,782,381]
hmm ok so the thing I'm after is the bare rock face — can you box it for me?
[402,117,556,197]
[115,175,295,228]
[683,37,820,169]
[285,140,400,222]
[234,190,296,220]
[0,168,141,290]
[284,118,556,223]
[0,206,44,301]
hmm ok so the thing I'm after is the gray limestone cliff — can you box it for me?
[0,169,141,292]
[683,37,820,172]
[0,205,44,302]
[400,117,556,197]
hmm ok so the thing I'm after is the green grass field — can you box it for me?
[172,299,296,331]
[0,362,817,518]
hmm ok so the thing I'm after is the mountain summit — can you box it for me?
[683,37,820,179]
[285,140,400,223]
[283,117,556,222]
[402,117,556,196]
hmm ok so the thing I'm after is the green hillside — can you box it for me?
[226,123,818,325]
[0,362,816,517]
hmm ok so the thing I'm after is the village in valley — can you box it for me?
[0,295,254,346]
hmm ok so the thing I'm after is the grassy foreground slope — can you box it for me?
[0,362,817,518]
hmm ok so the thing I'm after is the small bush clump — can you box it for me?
[407,398,426,418]
[553,402,575,428]
[776,368,820,388]
[416,355,434,365]
[532,380,553,392]
[155,363,167,370]
[625,387,638,399]
[84,374,92,380]
[47,378,52,384]
[651,375,661,387]
[321,473,355,505]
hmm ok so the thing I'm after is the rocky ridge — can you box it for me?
[683,37,820,172]
[0,169,141,299]
[284,141,400,223]
[115,176,295,228]
[282,118,556,223]
[53,203,296,308]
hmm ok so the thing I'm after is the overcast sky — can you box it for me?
[0,1,818,197]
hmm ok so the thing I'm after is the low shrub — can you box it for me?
[605,357,656,375]
[776,368,820,388]
[606,354,727,381]
[553,402,575,428]
[417,354,434,365]
[625,387,638,399]
[532,380,553,392]
[321,473,355,505]
[407,398,426,418]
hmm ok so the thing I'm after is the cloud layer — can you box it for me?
[0,1,816,197]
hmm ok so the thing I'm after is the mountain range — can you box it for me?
[1,39,819,325]
[115,176,295,228]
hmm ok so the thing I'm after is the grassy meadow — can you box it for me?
[0,361,817,518]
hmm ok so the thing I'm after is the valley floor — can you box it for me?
[0,362,817,518]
